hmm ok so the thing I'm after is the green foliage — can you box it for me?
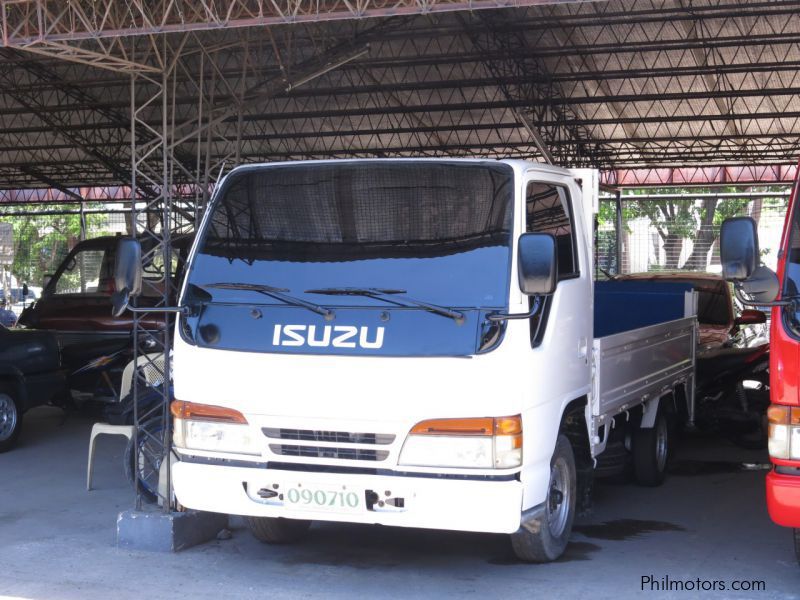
[1,205,110,287]
[598,186,788,271]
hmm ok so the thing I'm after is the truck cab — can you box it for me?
[720,178,800,564]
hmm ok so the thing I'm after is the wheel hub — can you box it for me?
[0,394,18,442]
[546,457,571,538]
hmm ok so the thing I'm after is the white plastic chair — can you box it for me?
[86,353,165,491]
[86,423,134,490]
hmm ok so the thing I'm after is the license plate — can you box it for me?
[284,484,362,512]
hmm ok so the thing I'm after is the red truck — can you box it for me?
[720,176,800,564]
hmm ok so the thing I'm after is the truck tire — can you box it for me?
[0,387,22,453]
[633,409,670,487]
[124,416,165,504]
[510,434,576,563]
[246,516,311,544]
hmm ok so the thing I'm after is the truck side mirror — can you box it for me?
[720,217,759,281]
[112,238,143,317]
[517,233,558,296]
[42,274,52,291]
[739,265,780,305]
[735,308,767,326]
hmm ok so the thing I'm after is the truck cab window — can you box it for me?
[525,182,578,279]
[784,216,800,334]
[53,249,110,295]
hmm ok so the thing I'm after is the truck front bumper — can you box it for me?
[767,468,800,528]
[172,459,524,534]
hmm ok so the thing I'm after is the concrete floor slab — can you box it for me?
[1,407,799,599]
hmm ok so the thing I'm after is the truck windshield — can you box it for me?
[187,161,515,310]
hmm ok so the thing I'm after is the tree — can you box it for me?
[625,189,748,271]
[2,205,109,288]
[598,187,788,273]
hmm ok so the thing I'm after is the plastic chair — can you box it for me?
[86,353,165,491]
[86,423,134,490]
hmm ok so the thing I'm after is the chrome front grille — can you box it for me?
[262,427,396,463]
[268,444,389,462]
[262,428,395,445]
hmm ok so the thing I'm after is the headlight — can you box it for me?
[398,416,522,469]
[171,400,260,456]
[768,405,800,460]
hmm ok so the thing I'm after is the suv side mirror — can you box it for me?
[518,233,558,296]
[111,238,143,317]
[21,283,28,299]
[720,217,759,281]
[735,308,767,326]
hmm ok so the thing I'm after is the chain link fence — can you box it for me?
[596,189,791,277]
[0,190,792,317]
[0,204,129,318]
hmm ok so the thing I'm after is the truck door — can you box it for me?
[524,174,592,402]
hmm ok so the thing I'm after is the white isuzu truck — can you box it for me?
[114,159,696,562]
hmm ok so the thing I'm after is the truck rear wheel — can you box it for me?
[246,516,311,544]
[0,388,22,453]
[633,409,670,487]
[510,434,576,563]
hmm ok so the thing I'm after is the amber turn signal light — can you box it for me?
[410,415,522,436]
[170,400,248,424]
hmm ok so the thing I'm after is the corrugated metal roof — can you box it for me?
[0,0,798,190]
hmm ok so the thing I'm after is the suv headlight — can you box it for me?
[398,415,522,469]
[171,400,260,456]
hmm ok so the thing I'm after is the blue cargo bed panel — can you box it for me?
[594,280,693,338]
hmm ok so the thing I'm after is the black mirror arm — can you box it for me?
[124,305,190,315]
[486,295,549,322]
[733,285,797,310]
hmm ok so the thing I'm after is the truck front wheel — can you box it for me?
[510,434,576,563]
[0,388,22,453]
[633,409,670,487]
[246,516,311,544]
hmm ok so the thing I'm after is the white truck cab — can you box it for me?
[118,159,695,562]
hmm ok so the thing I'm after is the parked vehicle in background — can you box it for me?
[615,272,767,350]
[114,159,697,562]
[720,191,800,565]
[16,234,191,403]
[0,324,66,451]
[617,272,770,447]
[0,300,17,328]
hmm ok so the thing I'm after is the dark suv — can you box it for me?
[17,234,191,403]
[0,325,66,451]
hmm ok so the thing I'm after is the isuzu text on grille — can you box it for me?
[271,324,385,349]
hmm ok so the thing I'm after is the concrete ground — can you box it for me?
[1,406,799,600]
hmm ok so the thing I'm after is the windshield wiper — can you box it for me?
[305,287,465,324]
[203,282,335,320]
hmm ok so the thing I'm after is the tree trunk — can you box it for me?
[683,199,718,270]
[663,233,683,270]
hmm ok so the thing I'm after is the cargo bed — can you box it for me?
[589,281,697,458]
